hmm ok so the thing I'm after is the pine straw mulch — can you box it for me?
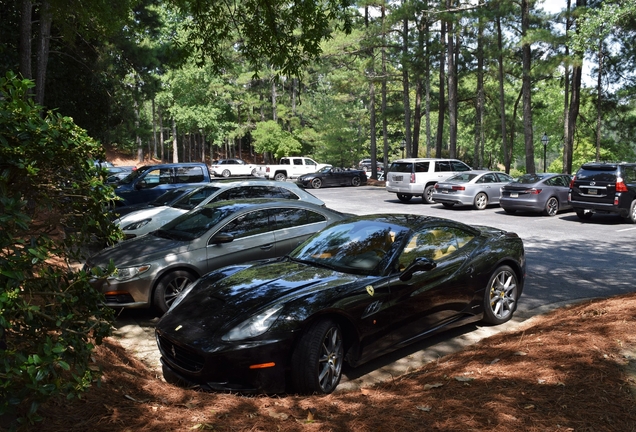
[31,292,636,432]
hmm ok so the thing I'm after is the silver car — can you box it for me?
[432,170,514,210]
[500,173,573,216]
[115,179,325,239]
[87,199,347,313]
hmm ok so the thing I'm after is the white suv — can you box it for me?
[386,158,472,204]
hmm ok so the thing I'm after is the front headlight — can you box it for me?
[221,304,285,341]
[112,264,151,281]
[122,218,151,231]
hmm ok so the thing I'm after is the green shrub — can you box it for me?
[0,72,120,427]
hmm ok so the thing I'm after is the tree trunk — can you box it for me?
[271,79,278,121]
[595,38,603,162]
[402,12,412,158]
[562,0,571,172]
[35,0,52,107]
[521,0,535,173]
[474,15,485,169]
[496,15,510,173]
[436,18,446,158]
[566,0,586,173]
[135,97,143,163]
[172,118,178,163]
[446,0,457,159]
[381,3,388,175]
[152,97,157,159]
[19,0,32,80]
[159,105,165,162]
[425,9,432,158]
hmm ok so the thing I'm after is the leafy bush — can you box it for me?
[0,73,120,427]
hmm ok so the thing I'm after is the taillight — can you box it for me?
[266,167,270,173]
[434,183,439,189]
[527,188,542,194]
[410,173,416,183]
[452,185,465,191]
[569,176,576,188]
[616,178,628,192]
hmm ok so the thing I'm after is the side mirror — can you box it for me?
[210,233,234,245]
[135,180,147,190]
[400,257,437,281]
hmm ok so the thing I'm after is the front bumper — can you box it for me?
[90,275,154,308]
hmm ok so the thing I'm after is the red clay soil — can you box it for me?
[30,292,636,432]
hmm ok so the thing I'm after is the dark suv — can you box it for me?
[568,162,636,223]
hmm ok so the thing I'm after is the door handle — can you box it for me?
[260,244,274,250]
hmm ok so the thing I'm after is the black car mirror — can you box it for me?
[210,233,234,244]
[400,257,437,281]
[135,180,147,190]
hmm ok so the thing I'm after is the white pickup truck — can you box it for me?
[263,157,329,181]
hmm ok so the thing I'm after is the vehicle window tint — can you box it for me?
[477,173,497,184]
[622,167,636,183]
[414,162,429,173]
[576,168,617,182]
[174,187,221,209]
[399,226,474,268]
[273,208,326,230]
[293,159,303,166]
[144,168,172,186]
[274,187,299,200]
[175,166,204,183]
[305,159,316,166]
[217,210,271,240]
[389,162,415,173]
[435,161,452,172]
[495,173,513,183]
[451,161,471,172]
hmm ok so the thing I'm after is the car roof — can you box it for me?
[198,198,339,213]
[391,158,461,162]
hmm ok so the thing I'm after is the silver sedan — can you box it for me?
[86,199,347,313]
[432,170,514,210]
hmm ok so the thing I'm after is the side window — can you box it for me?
[293,159,303,166]
[175,166,204,183]
[210,190,233,202]
[273,209,326,230]
[414,162,429,173]
[496,173,513,183]
[477,173,497,184]
[305,159,317,167]
[216,210,271,241]
[274,187,299,200]
[623,167,636,183]
[451,161,471,172]
[143,168,171,186]
[398,226,474,269]
[435,161,452,172]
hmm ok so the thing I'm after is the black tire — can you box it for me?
[575,209,593,220]
[422,185,435,204]
[153,270,197,314]
[473,192,488,210]
[274,172,287,182]
[503,208,516,215]
[397,193,412,203]
[442,203,455,208]
[624,200,636,224]
[482,265,518,325]
[221,169,231,177]
[311,178,322,189]
[543,196,559,216]
[351,176,361,186]
[291,319,344,395]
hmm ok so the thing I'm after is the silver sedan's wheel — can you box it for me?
[221,169,231,177]
[291,319,344,394]
[153,270,197,314]
[351,176,361,186]
[422,185,435,204]
[311,178,322,189]
[544,196,559,216]
[473,192,488,210]
[482,265,518,325]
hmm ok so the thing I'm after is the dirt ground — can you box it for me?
[29,292,636,431]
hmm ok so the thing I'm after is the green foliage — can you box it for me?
[0,73,120,427]
[251,120,302,159]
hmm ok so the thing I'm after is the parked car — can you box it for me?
[115,179,325,238]
[156,214,525,394]
[263,157,329,181]
[499,173,573,216]
[210,159,260,177]
[568,162,636,223]
[114,163,212,206]
[296,166,367,189]
[432,170,514,210]
[358,158,384,172]
[385,158,472,204]
[86,199,347,313]
[109,186,198,220]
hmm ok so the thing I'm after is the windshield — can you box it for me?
[150,188,193,206]
[291,220,410,275]
[317,166,332,173]
[117,166,149,185]
[172,186,221,210]
[157,206,234,240]
[511,173,549,184]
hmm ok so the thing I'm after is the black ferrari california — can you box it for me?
[156,214,525,394]
[296,166,367,189]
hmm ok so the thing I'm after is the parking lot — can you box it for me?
[113,183,636,391]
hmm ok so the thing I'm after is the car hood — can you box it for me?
[87,233,191,267]
[158,259,365,341]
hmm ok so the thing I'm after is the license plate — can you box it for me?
[393,175,403,181]
[510,192,518,198]
[442,190,448,194]
[588,189,597,195]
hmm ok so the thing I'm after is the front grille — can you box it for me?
[157,334,205,373]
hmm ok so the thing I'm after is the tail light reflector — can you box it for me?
[452,185,466,191]
[569,176,576,188]
[410,173,416,183]
[527,188,542,195]
[616,178,628,192]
